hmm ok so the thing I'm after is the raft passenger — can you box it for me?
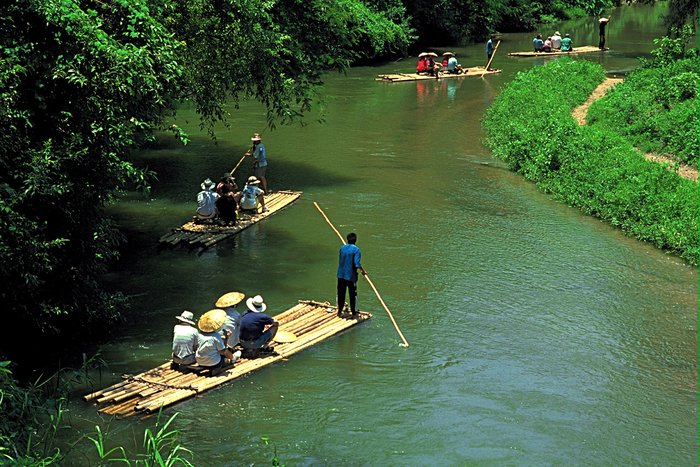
[216,183,238,226]
[216,291,245,350]
[416,53,428,74]
[239,295,279,356]
[543,37,553,53]
[196,309,241,373]
[533,34,544,52]
[195,178,219,221]
[446,53,464,74]
[171,310,199,370]
[551,31,562,50]
[560,33,573,52]
[240,176,267,212]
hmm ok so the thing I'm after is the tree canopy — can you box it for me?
[0,0,411,362]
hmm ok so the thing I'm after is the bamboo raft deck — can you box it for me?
[84,300,371,418]
[507,45,607,57]
[376,66,501,82]
[158,190,302,250]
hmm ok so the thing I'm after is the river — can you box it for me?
[67,4,697,465]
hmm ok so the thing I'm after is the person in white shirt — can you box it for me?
[195,178,219,219]
[239,176,267,212]
[551,31,562,50]
[171,310,199,369]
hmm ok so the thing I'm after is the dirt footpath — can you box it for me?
[573,78,697,182]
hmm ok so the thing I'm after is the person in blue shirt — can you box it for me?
[485,35,496,70]
[337,232,367,318]
[239,295,279,356]
[245,133,269,193]
[533,34,544,52]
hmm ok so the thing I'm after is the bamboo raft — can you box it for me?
[158,190,302,249]
[507,45,607,57]
[376,66,501,82]
[84,300,371,418]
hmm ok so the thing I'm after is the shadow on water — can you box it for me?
[133,133,356,204]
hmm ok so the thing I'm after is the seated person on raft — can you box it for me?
[444,53,464,74]
[239,295,279,356]
[216,183,239,226]
[171,310,199,370]
[196,309,241,372]
[239,176,267,212]
[195,178,219,221]
[416,54,428,74]
[542,36,553,52]
[216,291,245,350]
[560,33,573,52]
[533,33,544,52]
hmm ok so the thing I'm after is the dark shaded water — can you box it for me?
[66,5,697,465]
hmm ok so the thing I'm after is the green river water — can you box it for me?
[67,5,697,465]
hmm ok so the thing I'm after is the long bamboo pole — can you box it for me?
[484,40,501,76]
[313,202,410,347]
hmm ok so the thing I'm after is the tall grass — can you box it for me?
[483,57,698,265]
[1,361,194,466]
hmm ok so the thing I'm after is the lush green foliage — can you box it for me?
[166,0,412,130]
[0,0,413,364]
[1,359,195,465]
[404,0,614,44]
[0,0,184,353]
[586,27,698,166]
[483,58,698,265]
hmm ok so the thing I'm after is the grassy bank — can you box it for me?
[482,57,698,266]
[586,27,698,166]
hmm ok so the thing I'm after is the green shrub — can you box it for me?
[483,58,698,265]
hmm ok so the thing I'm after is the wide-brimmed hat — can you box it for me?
[598,17,609,22]
[273,330,297,343]
[246,295,267,313]
[251,133,262,141]
[555,31,561,35]
[426,52,438,57]
[418,52,428,58]
[175,310,196,326]
[201,178,215,190]
[442,51,454,56]
[247,176,260,185]
[198,308,227,332]
[215,291,245,308]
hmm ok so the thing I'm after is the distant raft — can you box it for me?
[376,66,501,83]
[507,45,608,57]
[158,190,302,250]
[83,300,371,418]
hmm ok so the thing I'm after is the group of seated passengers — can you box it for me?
[533,31,573,53]
[195,174,267,225]
[172,293,279,374]
[416,52,464,76]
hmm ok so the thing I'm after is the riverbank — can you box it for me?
[573,78,698,182]
[482,58,698,265]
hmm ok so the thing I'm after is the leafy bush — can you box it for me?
[483,58,698,265]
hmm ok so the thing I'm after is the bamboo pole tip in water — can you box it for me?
[399,343,409,348]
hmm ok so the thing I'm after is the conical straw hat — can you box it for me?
[198,309,227,332]
[273,330,298,343]
[215,291,245,308]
